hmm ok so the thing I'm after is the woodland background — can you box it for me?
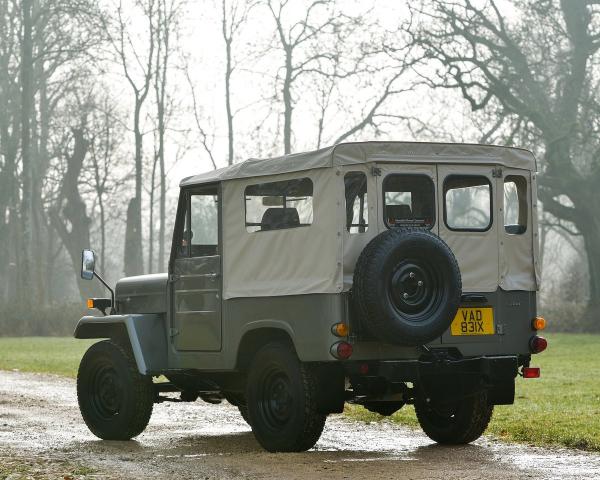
[0,0,598,334]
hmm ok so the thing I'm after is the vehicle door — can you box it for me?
[437,165,499,293]
[170,184,222,351]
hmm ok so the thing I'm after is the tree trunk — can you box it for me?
[125,99,145,276]
[282,46,293,154]
[578,208,600,330]
[124,197,142,278]
[148,155,157,274]
[225,37,234,165]
[48,128,96,301]
[19,0,34,300]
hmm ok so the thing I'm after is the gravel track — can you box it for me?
[1,370,599,479]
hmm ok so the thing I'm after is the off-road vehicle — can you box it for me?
[76,141,547,452]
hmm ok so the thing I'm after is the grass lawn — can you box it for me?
[0,337,94,378]
[0,334,598,451]
[347,333,600,451]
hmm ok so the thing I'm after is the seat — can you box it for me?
[386,204,412,223]
[261,207,300,231]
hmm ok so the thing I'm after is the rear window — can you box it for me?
[504,175,527,234]
[383,174,435,229]
[444,175,492,231]
[345,172,368,233]
[244,178,313,232]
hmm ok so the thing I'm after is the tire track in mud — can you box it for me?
[0,370,599,480]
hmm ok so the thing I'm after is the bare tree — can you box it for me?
[408,0,600,323]
[107,0,157,276]
[265,0,350,154]
[221,0,256,165]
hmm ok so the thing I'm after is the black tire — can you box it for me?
[238,405,250,425]
[77,340,154,440]
[415,391,493,444]
[225,392,250,425]
[352,228,461,345]
[246,342,326,452]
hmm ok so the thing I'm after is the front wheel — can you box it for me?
[415,391,493,444]
[77,340,154,440]
[246,342,326,452]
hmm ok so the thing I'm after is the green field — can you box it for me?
[0,337,94,377]
[0,334,598,451]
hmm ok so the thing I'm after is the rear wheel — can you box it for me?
[415,391,493,444]
[246,342,326,452]
[77,340,154,440]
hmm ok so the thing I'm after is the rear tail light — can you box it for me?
[523,367,540,378]
[529,335,547,354]
[330,341,353,359]
[532,316,546,331]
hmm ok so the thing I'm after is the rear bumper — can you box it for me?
[345,355,519,382]
[345,355,522,405]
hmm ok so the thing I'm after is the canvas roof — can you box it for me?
[180,141,537,186]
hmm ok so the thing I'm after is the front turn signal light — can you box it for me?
[529,335,547,354]
[532,316,546,331]
[331,322,349,337]
[87,298,94,309]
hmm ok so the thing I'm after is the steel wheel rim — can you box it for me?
[387,257,445,322]
[256,366,294,430]
[89,364,123,420]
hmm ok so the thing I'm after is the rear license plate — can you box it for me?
[450,307,494,336]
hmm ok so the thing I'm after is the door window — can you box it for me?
[504,175,528,234]
[189,188,219,256]
[444,175,492,231]
[383,174,435,229]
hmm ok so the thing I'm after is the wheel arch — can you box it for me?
[235,323,296,372]
[74,314,168,375]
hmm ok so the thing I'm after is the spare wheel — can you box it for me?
[352,228,462,346]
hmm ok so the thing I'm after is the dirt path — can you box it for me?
[1,370,599,480]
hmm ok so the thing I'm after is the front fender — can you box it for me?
[74,314,167,375]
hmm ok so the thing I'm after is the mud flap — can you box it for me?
[313,363,345,414]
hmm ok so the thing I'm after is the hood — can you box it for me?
[115,273,168,314]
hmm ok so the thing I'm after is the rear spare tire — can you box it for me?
[352,228,461,345]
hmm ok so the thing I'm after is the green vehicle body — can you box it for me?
[75,141,546,448]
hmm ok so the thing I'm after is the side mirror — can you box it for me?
[81,249,96,280]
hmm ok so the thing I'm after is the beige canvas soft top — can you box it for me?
[180,141,536,186]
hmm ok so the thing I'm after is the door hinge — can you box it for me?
[492,167,503,178]
[371,166,382,177]
[169,274,180,283]
[169,327,179,337]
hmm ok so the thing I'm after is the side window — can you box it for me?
[345,172,368,233]
[176,195,190,258]
[189,188,219,256]
[245,177,313,233]
[383,174,435,229]
[504,175,528,234]
[444,176,492,231]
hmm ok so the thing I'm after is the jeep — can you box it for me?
[75,141,547,452]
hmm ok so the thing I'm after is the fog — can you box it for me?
[0,0,598,334]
